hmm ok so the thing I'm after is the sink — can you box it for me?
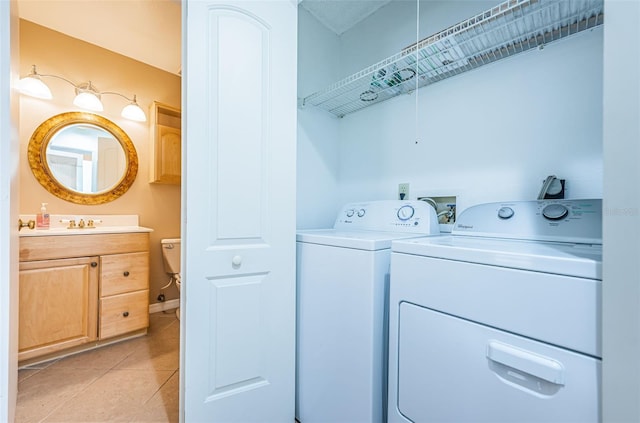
[18,214,153,237]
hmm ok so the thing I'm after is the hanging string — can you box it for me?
[415,0,420,145]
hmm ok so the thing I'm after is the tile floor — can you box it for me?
[16,311,180,423]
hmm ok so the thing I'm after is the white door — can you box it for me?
[96,136,125,192]
[182,0,297,421]
[0,1,19,421]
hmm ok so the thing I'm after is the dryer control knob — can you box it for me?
[497,207,514,219]
[346,209,355,217]
[542,204,569,220]
[397,205,415,221]
[357,209,366,217]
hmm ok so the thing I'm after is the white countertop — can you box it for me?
[19,214,153,237]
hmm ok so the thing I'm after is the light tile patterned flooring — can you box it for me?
[16,311,179,423]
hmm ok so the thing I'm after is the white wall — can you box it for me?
[297,7,342,229]
[338,27,603,211]
[298,1,603,224]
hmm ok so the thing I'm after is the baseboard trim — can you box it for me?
[149,298,180,314]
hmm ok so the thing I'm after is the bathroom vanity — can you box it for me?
[18,218,152,365]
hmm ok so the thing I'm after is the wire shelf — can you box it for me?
[302,0,604,118]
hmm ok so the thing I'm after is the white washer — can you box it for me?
[388,199,602,423]
[296,200,440,423]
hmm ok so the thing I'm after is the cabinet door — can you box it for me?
[150,101,181,185]
[155,125,181,184]
[18,256,99,362]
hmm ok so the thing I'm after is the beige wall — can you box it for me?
[19,20,182,305]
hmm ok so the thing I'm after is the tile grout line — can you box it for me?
[130,369,180,423]
[141,368,179,407]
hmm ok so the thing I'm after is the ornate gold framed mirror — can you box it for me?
[28,112,139,205]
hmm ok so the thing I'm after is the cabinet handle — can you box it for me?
[123,271,130,277]
[123,311,129,317]
[91,262,98,267]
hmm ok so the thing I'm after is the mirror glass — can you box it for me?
[46,123,127,194]
[28,112,138,205]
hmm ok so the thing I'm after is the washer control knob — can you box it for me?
[397,205,415,221]
[497,207,514,220]
[542,204,569,220]
[357,209,366,217]
[346,209,355,218]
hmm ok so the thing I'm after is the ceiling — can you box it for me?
[17,0,390,75]
[299,0,393,35]
[18,0,182,75]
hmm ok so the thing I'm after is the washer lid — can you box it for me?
[297,229,438,251]
[392,235,602,280]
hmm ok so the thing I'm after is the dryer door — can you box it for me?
[395,302,600,423]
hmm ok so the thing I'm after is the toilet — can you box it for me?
[161,238,181,319]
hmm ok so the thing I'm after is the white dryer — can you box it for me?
[296,200,440,423]
[388,199,602,423]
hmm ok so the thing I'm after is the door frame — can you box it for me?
[0,0,20,422]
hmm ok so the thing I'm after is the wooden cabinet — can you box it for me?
[18,232,150,364]
[99,252,149,339]
[19,256,99,362]
[150,101,181,184]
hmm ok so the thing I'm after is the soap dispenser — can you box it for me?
[36,202,50,229]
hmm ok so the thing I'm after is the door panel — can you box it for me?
[208,274,267,397]
[215,10,268,240]
[183,1,297,421]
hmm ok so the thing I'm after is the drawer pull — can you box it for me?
[91,262,98,267]
[123,271,130,277]
[123,311,130,317]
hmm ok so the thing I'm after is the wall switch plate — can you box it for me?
[398,183,410,200]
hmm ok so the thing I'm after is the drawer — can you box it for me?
[100,289,149,339]
[101,252,149,296]
[20,232,149,262]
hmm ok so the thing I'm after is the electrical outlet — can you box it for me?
[398,183,410,200]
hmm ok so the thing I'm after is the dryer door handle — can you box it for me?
[487,340,565,385]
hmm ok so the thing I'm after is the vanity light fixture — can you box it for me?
[18,65,147,122]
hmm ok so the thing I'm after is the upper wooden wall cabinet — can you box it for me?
[149,101,182,184]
